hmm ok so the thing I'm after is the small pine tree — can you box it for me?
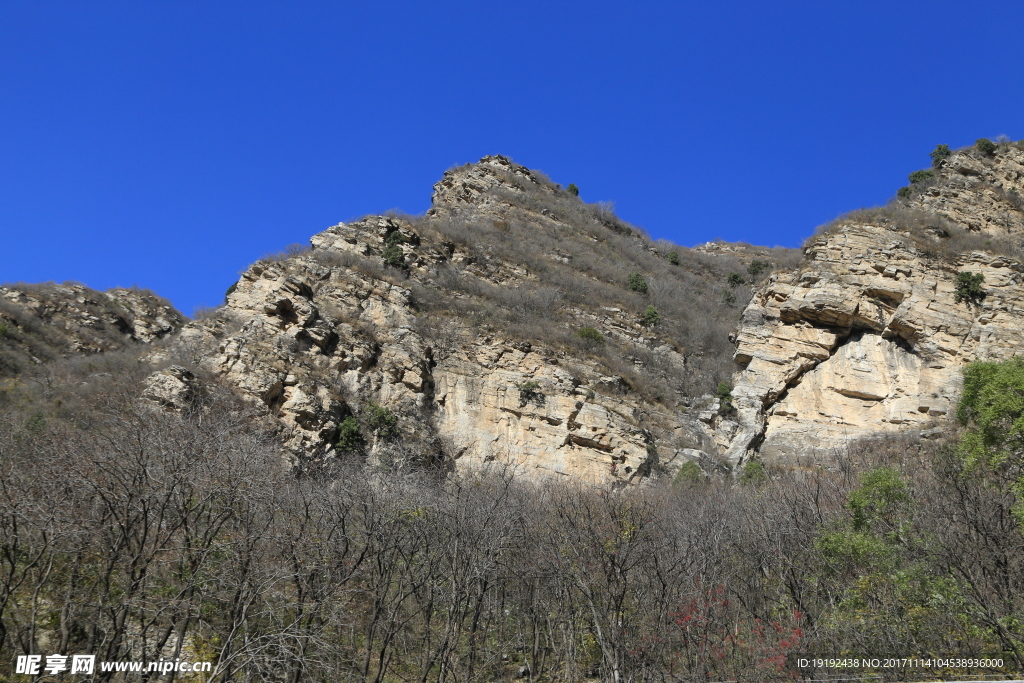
[976,138,997,155]
[334,417,364,452]
[674,461,706,487]
[566,183,579,196]
[727,273,745,287]
[627,272,648,294]
[641,304,661,327]
[954,271,985,304]
[367,402,399,438]
[908,169,934,184]
[740,460,768,486]
[667,251,680,266]
[930,143,951,167]
[577,326,605,345]
[747,260,771,279]
[896,186,912,199]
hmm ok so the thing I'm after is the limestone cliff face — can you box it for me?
[174,156,728,484]
[721,143,1024,464]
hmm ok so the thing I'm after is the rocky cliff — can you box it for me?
[0,282,184,377]
[719,142,1024,464]
[168,155,795,483]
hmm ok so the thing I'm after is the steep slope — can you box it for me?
[175,155,799,482]
[719,142,1024,464]
[0,282,184,377]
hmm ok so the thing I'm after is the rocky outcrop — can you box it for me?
[720,221,1024,463]
[0,282,184,375]
[909,145,1024,237]
[173,156,723,484]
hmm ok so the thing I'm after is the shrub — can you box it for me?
[739,460,767,485]
[641,304,661,327]
[674,460,706,486]
[367,402,399,438]
[667,251,680,266]
[566,183,579,196]
[224,281,238,303]
[335,416,364,452]
[976,138,997,155]
[577,326,605,345]
[747,260,770,279]
[515,380,544,405]
[908,169,934,184]
[930,144,951,167]
[953,271,985,304]
[627,272,648,294]
[896,186,913,199]
[715,381,733,413]
[0,322,6,338]
[382,244,405,269]
[726,273,745,287]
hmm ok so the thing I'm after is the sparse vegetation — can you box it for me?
[954,271,985,304]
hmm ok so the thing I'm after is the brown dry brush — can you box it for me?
[1,356,1023,681]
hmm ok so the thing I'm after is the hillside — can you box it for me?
[0,282,184,378]
[171,154,799,481]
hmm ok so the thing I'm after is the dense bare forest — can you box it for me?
[1,350,1023,682]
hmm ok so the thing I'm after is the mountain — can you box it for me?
[165,155,798,482]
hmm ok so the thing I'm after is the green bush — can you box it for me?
[641,304,661,327]
[627,272,648,294]
[976,138,997,155]
[726,273,745,287]
[930,143,951,167]
[953,271,985,304]
[896,186,913,199]
[908,169,934,184]
[334,416,364,452]
[566,183,579,196]
[667,251,680,266]
[739,460,767,486]
[0,322,6,338]
[382,244,405,269]
[747,260,770,278]
[367,402,399,438]
[515,380,544,405]
[715,381,733,413]
[674,460,706,486]
[224,281,238,303]
[577,326,605,345]
[956,357,1024,528]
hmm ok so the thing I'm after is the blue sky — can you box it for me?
[2,1,1022,315]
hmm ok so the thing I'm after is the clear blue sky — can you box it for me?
[2,1,1022,315]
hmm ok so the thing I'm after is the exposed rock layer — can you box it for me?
[722,144,1024,463]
